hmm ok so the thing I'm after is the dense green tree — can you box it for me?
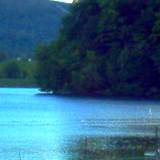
[0,59,35,80]
[35,0,160,98]
[3,61,21,79]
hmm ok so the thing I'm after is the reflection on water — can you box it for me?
[5,135,158,160]
[0,88,160,160]
[65,136,157,160]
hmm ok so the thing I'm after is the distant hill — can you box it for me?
[0,0,70,57]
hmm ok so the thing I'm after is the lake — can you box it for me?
[0,88,160,160]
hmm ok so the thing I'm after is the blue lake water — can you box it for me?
[0,88,160,160]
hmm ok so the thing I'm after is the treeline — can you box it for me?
[0,57,35,87]
[35,0,160,98]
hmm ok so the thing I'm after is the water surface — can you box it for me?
[0,88,160,160]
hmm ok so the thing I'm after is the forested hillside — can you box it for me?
[0,0,69,57]
[36,0,160,98]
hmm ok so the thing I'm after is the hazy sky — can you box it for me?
[54,0,73,3]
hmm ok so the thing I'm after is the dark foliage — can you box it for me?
[35,0,160,98]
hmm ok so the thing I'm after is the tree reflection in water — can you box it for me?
[64,136,157,160]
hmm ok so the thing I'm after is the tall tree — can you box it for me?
[35,0,160,98]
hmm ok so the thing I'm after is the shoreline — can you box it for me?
[0,85,160,101]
